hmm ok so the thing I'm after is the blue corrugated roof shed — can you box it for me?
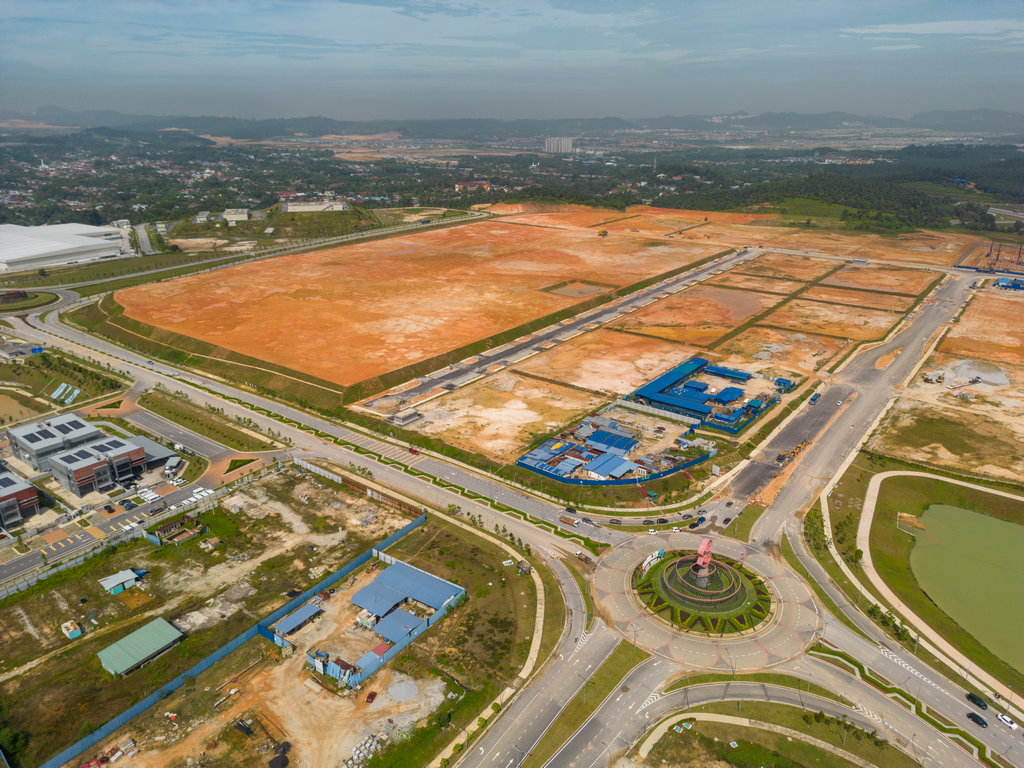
[704,365,751,382]
[356,650,378,670]
[749,399,763,409]
[375,561,464,611]
[713,411,741,423]
[273,602,322,635]
[643,391,714,415]
[554,457,585,475]
[635,358,709,398]
[582,453,637,478]
[586,430,639,456]
[374,609,425,643]
[683,380,709,391]
[710,387,744,404]
[352,582,407,616]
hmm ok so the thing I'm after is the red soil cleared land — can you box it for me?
[117,220,717,387]
[939,292,1024,366]
[820,264,940,295]
[761,299,899,341]
[610,286,781,346]
[801,285,915,311]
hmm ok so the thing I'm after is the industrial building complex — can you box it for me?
[0,464,41,529]
[0,223,124,272]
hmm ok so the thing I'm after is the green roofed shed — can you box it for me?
[98,617,183,676]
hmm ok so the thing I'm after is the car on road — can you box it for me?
[809,393,821,405]
[366,692,377,704]
[671,526,680,532]
[408,448,420,455]
[836,400,843,406]
[647,529,657,535]
[723,518,731,525]
[643,519,654,525]
[581,517,593,525]
[688,521,700,529]
[725,501,733,507]
[609,519,621,525]
[967,693,988,710]
[967,712,988,728]
[103,504,115,514]
[682,514,692,520]
[697,516,706,524]
[657,518,668,524]
[120,501,137,510]
[564,506,577,515]
[997,714,1018,730]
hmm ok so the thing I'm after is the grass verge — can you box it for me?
[664,671,841,703]
[138,390,275,453]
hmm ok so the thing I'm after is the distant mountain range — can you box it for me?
[2,106,1022,140]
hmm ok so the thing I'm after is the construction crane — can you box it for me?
[598,228,608,237]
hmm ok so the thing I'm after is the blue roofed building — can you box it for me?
[703,364,752,382]
[352,582,408,618]
[709,387,744,404]
[375,561,464,611]
[273,602,323,636]
[582,453,638,480]
[373,609,425,644]
[585,430,639,457]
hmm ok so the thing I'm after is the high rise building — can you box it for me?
[545,137,574,154]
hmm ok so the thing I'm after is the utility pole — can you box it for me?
[579,674,595,705]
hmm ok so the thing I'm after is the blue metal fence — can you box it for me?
[41,515,426,768]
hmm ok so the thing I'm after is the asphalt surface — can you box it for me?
[3,258,1020,767]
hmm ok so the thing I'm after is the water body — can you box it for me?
[910,504,1024,673]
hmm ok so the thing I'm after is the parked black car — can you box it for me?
[656,518,668,524]
[688,521,700,529]
[967,712,988,728]
[643,519,654,525]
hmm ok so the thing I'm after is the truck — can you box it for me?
[559,515,580,528]
[809,393,821,405]
[574,551,592,565]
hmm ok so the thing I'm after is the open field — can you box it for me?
[940,291,1024,366]
[413,372,607,462]
[761,299,899,340]
[821,264,939,295]
[0,351,124,417]
[867,398,1024,480]
[169,204,379,245]
[801,285,916,311]
[735,253,836,282]
[116,220,718,388]
[611,286,781,346]
[706,272,805,294]
[910,504,1024,673]
[716,327,845,376]
[512,328,702,396]
[676,222,977,266]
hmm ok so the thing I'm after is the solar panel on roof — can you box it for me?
[75,450,93,460]
[0,477,13,488]
[24,434,40,444]
[69,420,86,429]
[38,430,55,439]
[109,440,123,448]
[54,423,72,435]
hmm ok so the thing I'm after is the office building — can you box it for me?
[50,437,147,497]
[8,414,102,472]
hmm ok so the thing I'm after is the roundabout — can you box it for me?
[594,532,821,673]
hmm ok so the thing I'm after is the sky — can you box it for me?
[1,1,1022,120]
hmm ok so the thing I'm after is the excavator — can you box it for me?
[598,228,608,237]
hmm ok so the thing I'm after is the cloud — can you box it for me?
[844,20,1024,36]
[870,44,923,51]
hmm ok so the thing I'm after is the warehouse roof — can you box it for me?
[374,609,425,643]
[273,602,322,635]
[635,358,709,398]
[8,414,100,453]
[351,582,407,616]
[375,561,463,611]
[99,569,138,591]
[585,430,639,456]
[97,618,183,676]
[582,453,637,479]
[0,225,121,270]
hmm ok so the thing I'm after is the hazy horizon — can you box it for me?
[2,1,1022,121]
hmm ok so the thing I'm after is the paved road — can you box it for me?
[133,223,155,255]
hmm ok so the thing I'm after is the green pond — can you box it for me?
[910,504,1024,674]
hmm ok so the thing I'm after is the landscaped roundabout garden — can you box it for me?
[634,549,774,634]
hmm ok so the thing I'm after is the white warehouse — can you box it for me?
[0,224,123,273]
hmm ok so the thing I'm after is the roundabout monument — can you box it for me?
[594,532,822,673]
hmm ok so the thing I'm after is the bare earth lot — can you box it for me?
[801,285,915,311]
[512,328,702,395]
[118,220,716,387]
[820,264,939,295]
[761,299,899,340]
[735,253,836,282]
[705,272,805,295]
[940,291,1024,367]
[715,327,845,377]
[610,286,780,346]
[413,372,607,462]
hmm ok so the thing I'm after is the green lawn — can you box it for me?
[521,641,649,768]
[0,350,124,409]
[225,457,257,474]
[562,559,595,630]
[726,503,766,542]
[137,390,275,453]
[664,671,841,703]
[0,292,59,312]
[655,700,918,768]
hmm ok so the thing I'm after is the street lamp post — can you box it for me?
[579,674,595,705]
